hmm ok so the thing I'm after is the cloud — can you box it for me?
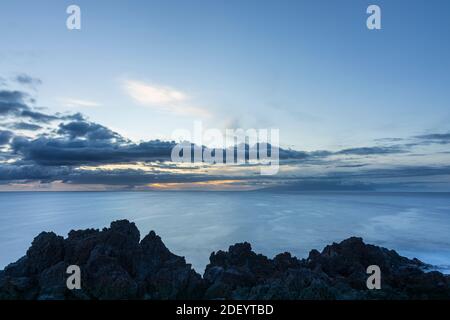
[63,170,226,186]
[335,146,404,156]
[15,74,42,88]
[340,165,450,179]
[8,122,43,131]
[0,89,83,124]
[0,86,176,167]
[0,161,235,187]
[415,133,450,144]
[60,98,101,108]
[0,90,28,104]
[123,79,209,117]
[0,130,13,145]
[0,164,71,181]
[0,89,57,122]
[20,109,60,122]
[57,120,123,141]
[267,145,404,163]
[11,135,175,166]
[124,80,187,105]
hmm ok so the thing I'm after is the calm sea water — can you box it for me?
[1,191,450,273]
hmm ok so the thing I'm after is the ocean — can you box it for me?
[1,191,450,274]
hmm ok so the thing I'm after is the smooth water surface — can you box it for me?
[1,191,449,273]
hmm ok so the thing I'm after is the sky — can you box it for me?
[0,0,450,191]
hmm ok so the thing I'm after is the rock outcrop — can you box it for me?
[0,220,204,300]
[0,220,449,300]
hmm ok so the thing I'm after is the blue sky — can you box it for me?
[1,0,450,191]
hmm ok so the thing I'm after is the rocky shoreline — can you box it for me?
[1,220,449,300]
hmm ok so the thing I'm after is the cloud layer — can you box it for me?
[2,75,450,191]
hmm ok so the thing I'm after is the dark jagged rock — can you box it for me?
[304,237,450,298]
[203,237,450,300]
[0,220,204,300]
[204,242,276,298]
[203,242,336,299]
[0,220,449,300]
[26,232,65,274]
[137,230,205,299]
